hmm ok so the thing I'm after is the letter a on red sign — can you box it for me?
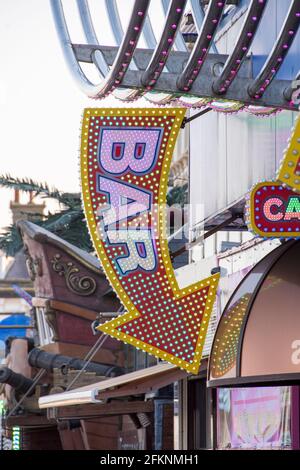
[80,108,219,374]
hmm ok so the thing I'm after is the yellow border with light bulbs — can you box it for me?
[277,114,300,192]
[247,180,300,238]
[80,108,219,374]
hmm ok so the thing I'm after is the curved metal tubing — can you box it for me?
[189,0,218,53]
[142,10,157,50]
[104,0,139,72]
[51,0,102,97]
[105,0,157,50]
[104,0,123,45]
[112,3,163,101]
[189,0,205,32]
[51,0,149,98]
[77,0,154,92]
[213,0,267,95]
[78,0,136,101]
[143,5,170,73]
[248,0,300,99]
[76,0,98,44]
[161,0,187,51]
[104,0,161,101]
[116,0,182,102]
[147,0,213,103]
[141,0,187,89]
[143,0,182,104]
[77,0,138,101]
[76,0,109,77]
[177,0,225,92]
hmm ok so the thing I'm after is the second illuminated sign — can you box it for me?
[247,182,300,237]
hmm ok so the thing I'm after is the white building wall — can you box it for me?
[190,110,297,227]
[189,0,300,228]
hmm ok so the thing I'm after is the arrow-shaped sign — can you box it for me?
[80,108,219,374]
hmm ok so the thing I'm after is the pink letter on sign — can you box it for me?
[98,127,163,175]
[97,176,151,226]
[263,197,284,221]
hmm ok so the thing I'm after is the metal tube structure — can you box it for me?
[77,0,140,102]
[213,0,268,95]
[105,0,158,52]
[103,0,137,72]
[140,0,187,104]
[141,0,187,89]
[189,0,218,53]
[85,0,159,102]
[115,0,172,101]
[189,0,205,33]
[141,0,184,104]
[51,0,99,96]
[104,0,123,45]
[76,0,109,77]
[142,9,158,50]
[51,0,149,98]
[161,0,187,51]
[76,0,98,44]
[177,0,225,92]
[50,0,300,110]
[248,0,300,99]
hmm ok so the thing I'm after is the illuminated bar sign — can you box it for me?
[247,181,300,237]
[80,108,219,374]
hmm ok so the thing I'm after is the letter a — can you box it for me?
[98,176,151,226]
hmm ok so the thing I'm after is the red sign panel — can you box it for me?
[247,182,300,237]
[80,108,219,374]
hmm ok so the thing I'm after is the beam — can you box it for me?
[180,107,212,128]
[122,70,297,111]
[49,399,154,420]
[170,213,240,260]
[72,45,297,110]
[5,413,56,428]
[73,46,252,76]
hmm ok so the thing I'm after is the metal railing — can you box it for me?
[50,0,300,110]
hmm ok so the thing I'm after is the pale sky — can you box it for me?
[0,0,166,230]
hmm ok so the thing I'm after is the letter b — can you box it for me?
[99,127,162,175]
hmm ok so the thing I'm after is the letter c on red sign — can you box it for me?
[263,197,284,221]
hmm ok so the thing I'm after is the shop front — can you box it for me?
[207,240,300,450]
[215,385,295,450]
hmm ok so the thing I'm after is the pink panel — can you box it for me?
[241,242,300,376]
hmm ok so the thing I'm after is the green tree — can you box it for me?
[0,175,93,256]
[0,175,188,256]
